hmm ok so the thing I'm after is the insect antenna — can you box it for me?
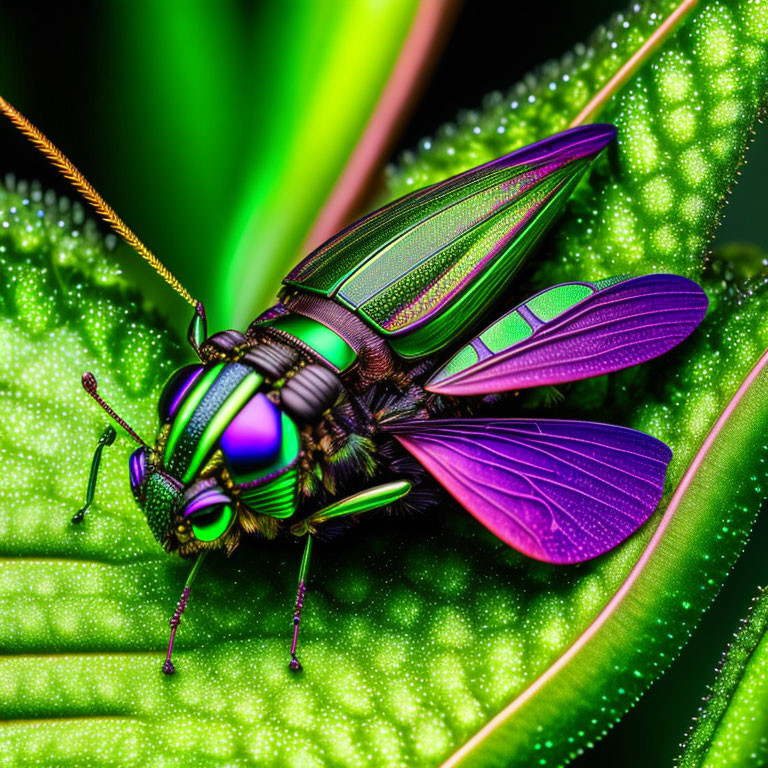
[0,94,196,307]
[81,372,147,445]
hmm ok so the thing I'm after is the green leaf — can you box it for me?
[677,586,768,767]
[2,2,768,768]
[383,0,768,764]
[442,321,768,767]
[389,0,768,283]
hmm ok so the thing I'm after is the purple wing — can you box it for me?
[386,418,671,564]
[426,274,707,395]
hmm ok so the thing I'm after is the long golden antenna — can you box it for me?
[570,0,699,128]
[0,94,196,307]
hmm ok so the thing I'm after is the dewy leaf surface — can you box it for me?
[1,4,768,768]
[677,586,768,767]
[384,0,768,764]
[389,0,768,283]
[442,320,768,767]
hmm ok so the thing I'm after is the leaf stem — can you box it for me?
[570,0,699,127]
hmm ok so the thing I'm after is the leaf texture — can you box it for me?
[0,165,763,768]
[440,338,768,767]
[677,586,768,767]
[1,0,768,766]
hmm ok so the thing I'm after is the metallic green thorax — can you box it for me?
[258,314,357,372]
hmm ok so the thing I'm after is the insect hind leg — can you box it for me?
[286,481,411,670]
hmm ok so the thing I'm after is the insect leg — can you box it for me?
[290,534,313,671]
[289,480,412,537]
[71,426,117,523]
[287,481,411,670]
[187,301,208,360]
[163,550,209,675]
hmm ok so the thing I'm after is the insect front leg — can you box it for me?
[289,534,313,671]
[163,551,208,675]
[75,371,148,525]
[287,480,411,671]
[72,426,117,523]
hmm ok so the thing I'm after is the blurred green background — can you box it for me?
[0,1,766,765]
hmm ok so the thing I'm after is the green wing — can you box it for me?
[284,125,615,358]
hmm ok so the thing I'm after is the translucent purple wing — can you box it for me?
[386,418,672,564]
[426,274,708,395]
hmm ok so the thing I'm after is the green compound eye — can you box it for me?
[190,504,235,542]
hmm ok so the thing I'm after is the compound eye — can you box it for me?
[129,447,148,500]
[190,504,235,542]
[158,364,204,423]
[183,487,236,542]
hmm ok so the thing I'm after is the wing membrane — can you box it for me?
[426,274,707,395]
[386,418,671,564]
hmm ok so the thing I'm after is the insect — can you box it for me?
[0,98,707,676]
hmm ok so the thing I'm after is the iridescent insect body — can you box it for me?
[1,99,708,674]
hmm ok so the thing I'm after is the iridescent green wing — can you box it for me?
[284,125,615,358]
